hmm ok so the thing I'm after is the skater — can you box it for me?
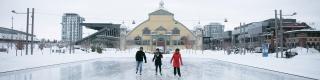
[135,47,147,75]
[152,48,163,75]
[170,48,183,77]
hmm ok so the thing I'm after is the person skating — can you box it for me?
[135,47,147,75]
[170,48,183,77]
[152,48,163,75]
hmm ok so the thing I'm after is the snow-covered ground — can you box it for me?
[0,47,320,80]
[0,48,136,73]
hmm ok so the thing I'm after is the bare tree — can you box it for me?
[82,42,90,53]
[39,43,45,54]
[16,41,24,56]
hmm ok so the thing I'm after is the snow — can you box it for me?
[0,48,135,73]
[285,28,320,33]
[288,47,320,55]
[0,47,320,80]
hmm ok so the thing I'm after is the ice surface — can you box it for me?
[0,57,315,80]
[1,47,320,79]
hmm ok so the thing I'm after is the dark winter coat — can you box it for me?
[135,51,147,62]
[152,52,163,65]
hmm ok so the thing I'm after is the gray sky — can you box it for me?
[1,0,319,40]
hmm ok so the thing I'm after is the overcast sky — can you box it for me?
[0,0,319,40]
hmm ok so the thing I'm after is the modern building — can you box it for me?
[218,31,232,49]
[0,27,38,48]
[284,28,320,50]
[126,1,196,52]
[232,22,264,49]
[61,13,85,42]
[204,23,225,39]
[232,18,310,52]
[204,30,232,50]
[201,23,226,50]
[0,27,37,42]
[75,23,120,48]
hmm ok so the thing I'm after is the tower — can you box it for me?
[120,21,127,51]
[61,13,85,42]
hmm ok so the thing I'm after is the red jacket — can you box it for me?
[171,52,183,67]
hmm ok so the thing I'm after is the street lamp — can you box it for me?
[282,12,297,16]
[274,10,297,58]
[279,10,297,58]
[12,8,35,55]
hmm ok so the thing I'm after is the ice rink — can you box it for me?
[0,57,315,80]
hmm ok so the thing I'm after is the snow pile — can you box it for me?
[0,48,135,73]
[172,49,320,79]
[289,47,320,55]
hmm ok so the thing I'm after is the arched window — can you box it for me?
[172,28,180,34]
[158,37,165,41]
[134,36,142,45]
[143,28,151,34]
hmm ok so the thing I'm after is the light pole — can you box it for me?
[69,24,73,54]
[279,10,297,58]
[274,10,279,58]
[31,8,35,55]
[11,16,14,49]
[11,8,35,55]
[201,29,204,54]
[274,10,296,58]
[239,22,244,55]
[222,19,228,50]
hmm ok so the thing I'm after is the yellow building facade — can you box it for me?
[126,3,196,52]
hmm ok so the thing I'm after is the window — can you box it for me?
[172,40,178,45]
[166,40,170,45]
[143,28,151,34]
[134,36,142,45]
[158,37,165,41]
[143,40,150,45]
[172,28,180,34]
